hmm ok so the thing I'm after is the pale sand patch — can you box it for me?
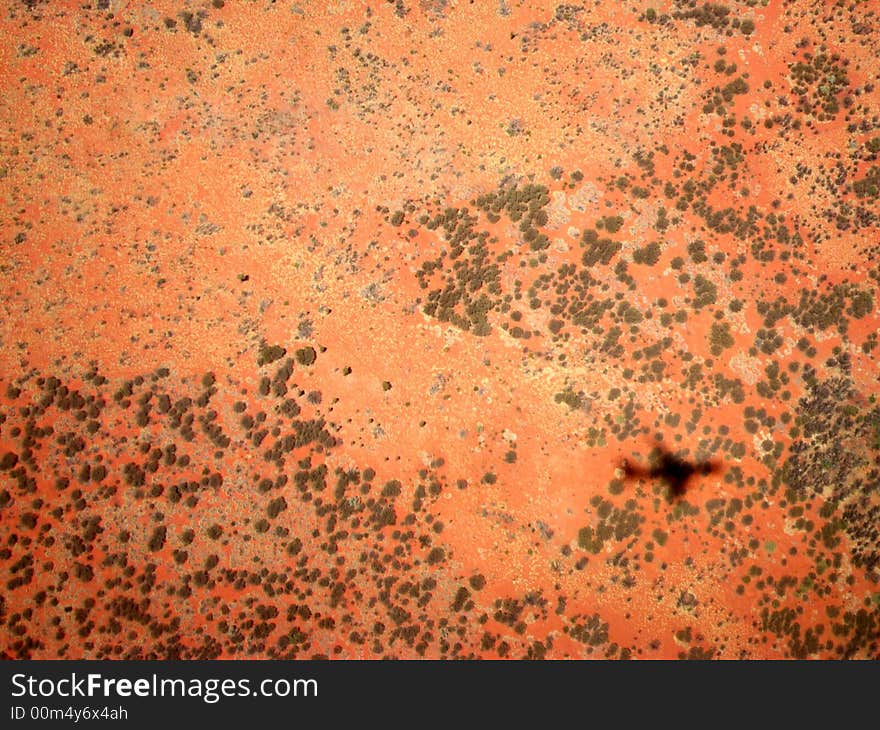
[729,352,763,385]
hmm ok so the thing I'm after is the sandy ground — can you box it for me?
[1,0,879,659]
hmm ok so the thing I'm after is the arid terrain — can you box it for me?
[1,0,879,659]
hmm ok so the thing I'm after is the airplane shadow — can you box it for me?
[619,447,722,502]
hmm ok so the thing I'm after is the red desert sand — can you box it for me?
[1,0,879,659]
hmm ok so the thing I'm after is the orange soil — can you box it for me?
[1,0,879,659]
